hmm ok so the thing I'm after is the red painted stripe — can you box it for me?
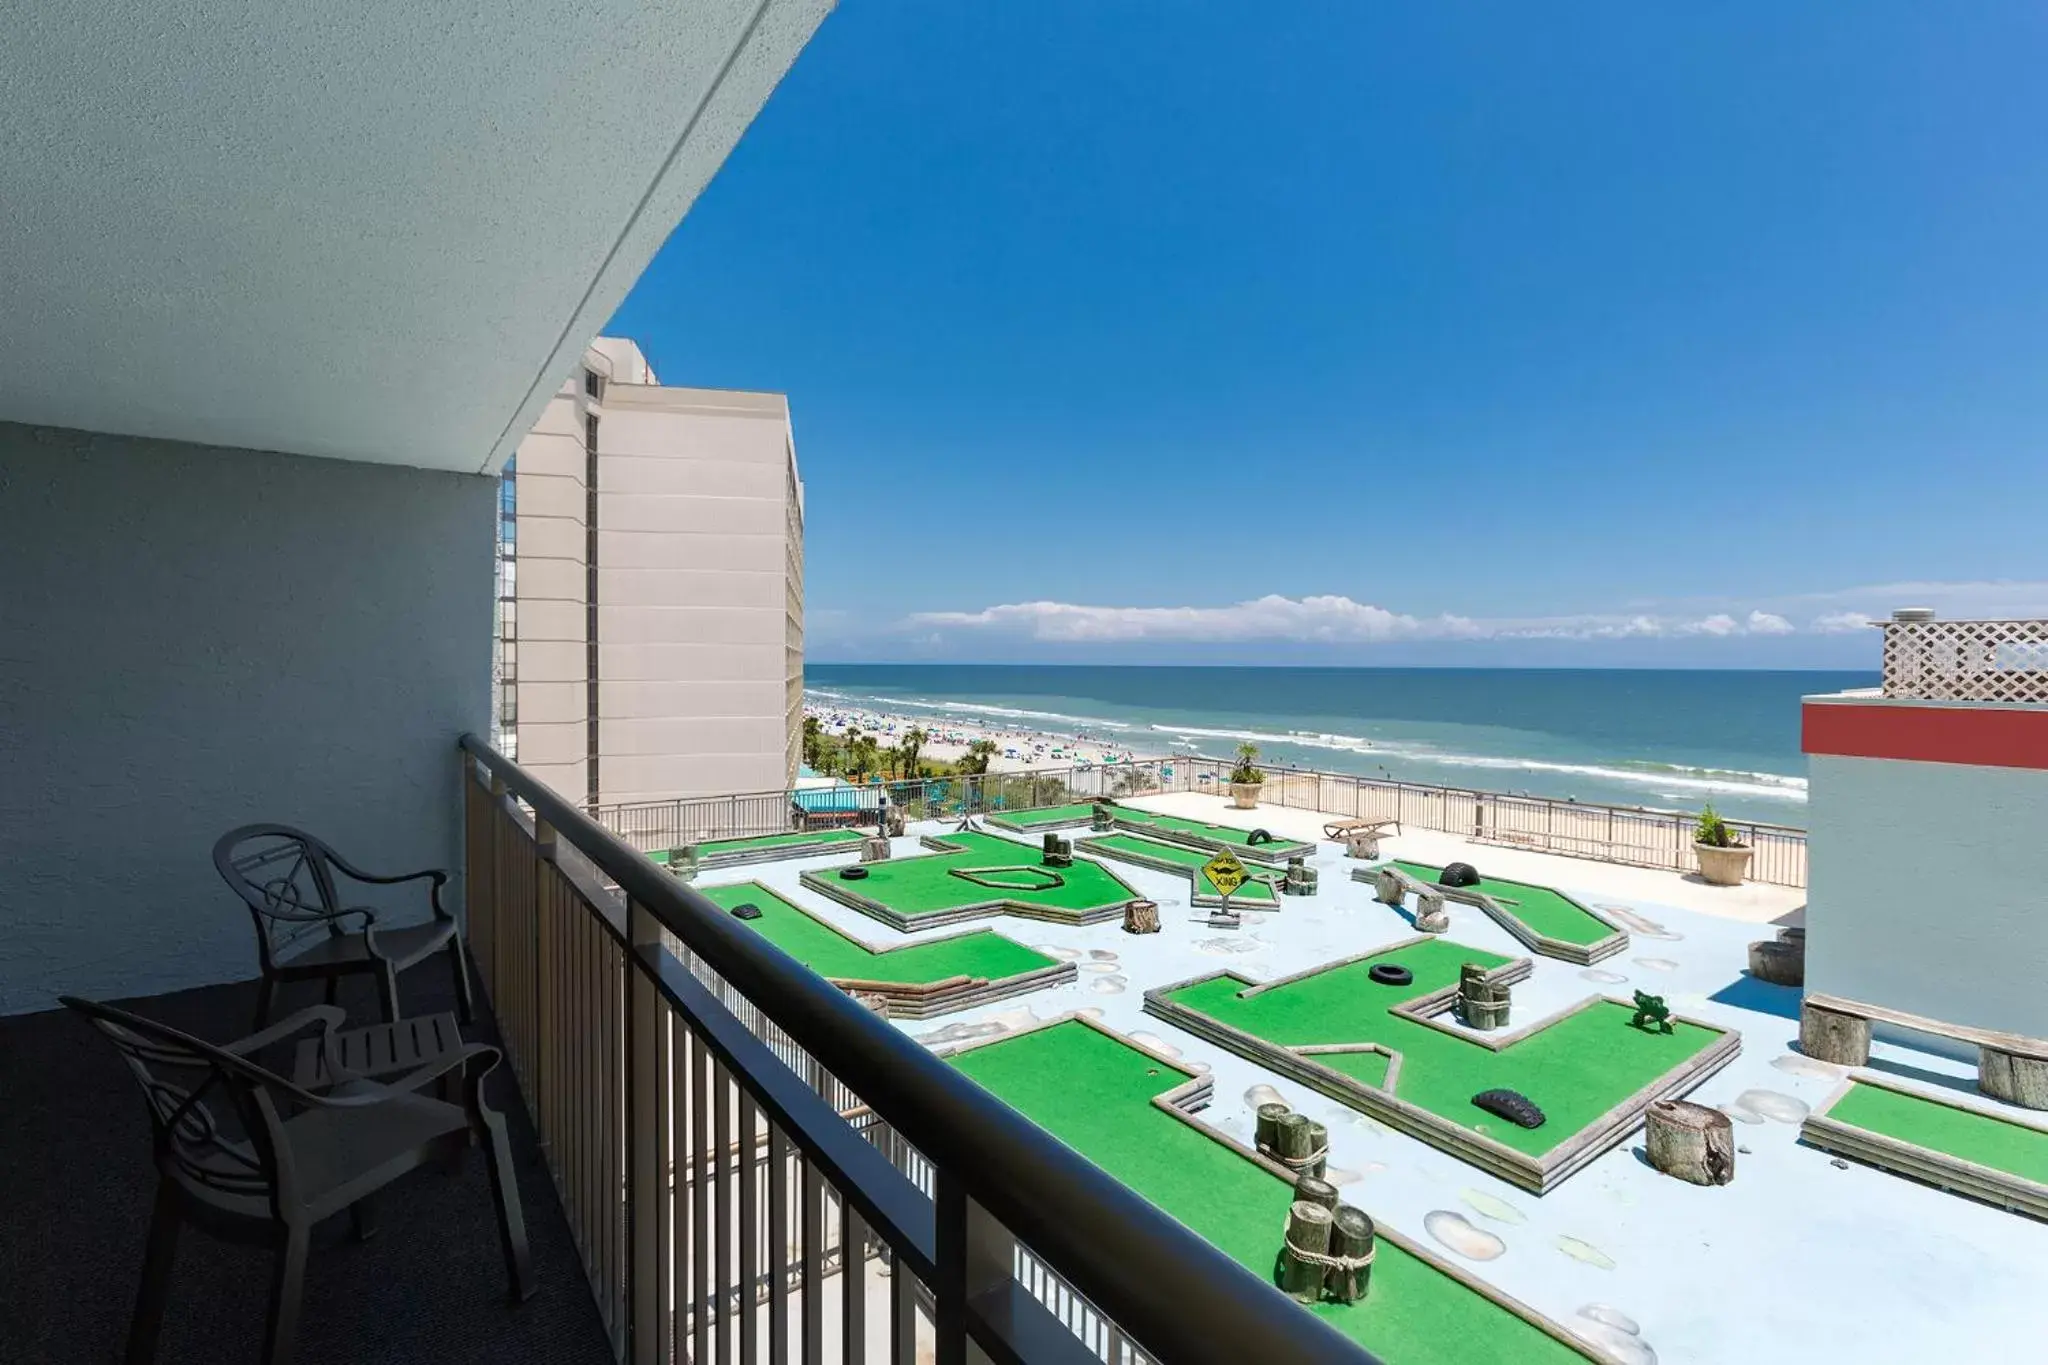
[1803,701,2048,770]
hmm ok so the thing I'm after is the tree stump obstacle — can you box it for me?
[1122,899,1160,935]
[1644,1099,1736,1186]
[1042,833,1073,868]
[1256,1105,1327,1180]
[1799,999,1872,1066]
[1090,804,1114,832]
[1456,963,1511,1031]
[1277,1199,1374,1305]
[1980,1047,2048,1110]
[1343,831,1381,860]
[1747,926,1805,986]
[1413,890,1449,934]
[1284,858,1319,896]
[859,835,892,864]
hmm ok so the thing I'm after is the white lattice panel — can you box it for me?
[1882,619,2048,704]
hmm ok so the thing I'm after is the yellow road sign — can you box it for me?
[1202,850,1249,899]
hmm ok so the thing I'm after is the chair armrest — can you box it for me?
[305,1042,502,1109]
[224,1004,346,1058]
[328,852,454,923]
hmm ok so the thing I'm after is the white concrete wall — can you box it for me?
[1806,752,2048,1045]
[0,423,493,1015]
[593,382,801,802]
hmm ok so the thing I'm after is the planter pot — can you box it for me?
[1694,842,1753,887]
[1229,781,1263,810]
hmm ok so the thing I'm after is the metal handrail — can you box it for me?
[461,734,1375,1364]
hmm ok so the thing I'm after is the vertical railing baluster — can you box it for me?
[738,1091,759,1365]
[670,1023,691,1358]
[715,1060,733,1365]
[693,1032,711,1365]
[801,1160,824,1365]
[843,1204,866,1365]
[890,1246,915,1365]
[627,902,663,1365]
[769,1125,790,1365]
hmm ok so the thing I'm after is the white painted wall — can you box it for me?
[1806,752,2048,1046]
[0,423,493,1015]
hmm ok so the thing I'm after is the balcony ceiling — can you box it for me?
[0,0,830,474]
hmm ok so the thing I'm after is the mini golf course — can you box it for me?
[1146,937,1738,1192]
[945,1018,1591,1364]
[1801,1075,2048,1220]
[1369,861,1626,966]
[650,827,867,872]
[989,803,1314,864]
[693,882,1073,1017]
[799,831,1140,931]
[1083,832,1283,907]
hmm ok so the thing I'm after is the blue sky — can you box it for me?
[607,2,2048,668]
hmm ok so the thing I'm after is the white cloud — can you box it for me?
[900,582,2048,647]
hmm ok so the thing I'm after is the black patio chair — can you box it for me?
[62,996,535,1365]
[214,824,473,1030]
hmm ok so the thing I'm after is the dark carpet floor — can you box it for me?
[0,967,615,1365]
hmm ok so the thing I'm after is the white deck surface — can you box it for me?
[694,801,2047,1365]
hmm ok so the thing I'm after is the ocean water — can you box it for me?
[805,665,1876,826]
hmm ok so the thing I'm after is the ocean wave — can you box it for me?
[1149,724,1803,803]
[868,696,1133,730]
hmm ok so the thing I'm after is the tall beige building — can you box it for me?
[496,338,804,806]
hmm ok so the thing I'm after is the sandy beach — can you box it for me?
[805,701,1171,774]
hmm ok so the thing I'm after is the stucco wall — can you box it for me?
[0,423,493,1015]
[1806,751,2048,1047]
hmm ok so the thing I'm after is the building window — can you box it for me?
[584,368,604,403]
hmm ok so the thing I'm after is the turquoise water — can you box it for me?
[806,665,1874,824]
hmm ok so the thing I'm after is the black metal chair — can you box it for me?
[63,996,535,1365]
[214,824,473,1030]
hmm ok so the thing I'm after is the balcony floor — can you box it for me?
[0,967,615,1365]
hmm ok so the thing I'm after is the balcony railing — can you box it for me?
[458,735,1374,1365]
[596,757,1811,889]
[1880,614,2048,705]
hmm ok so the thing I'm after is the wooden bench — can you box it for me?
[1800,993,2048,1109]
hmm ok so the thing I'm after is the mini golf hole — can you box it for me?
[1368,963,1414,986]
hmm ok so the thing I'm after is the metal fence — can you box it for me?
[462,736,1372,1365]
[593,757,1809,889]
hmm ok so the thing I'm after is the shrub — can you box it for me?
[1230,741,1265,786]
[1695,804,1744,848]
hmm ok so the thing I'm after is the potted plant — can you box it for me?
[1228,741,1265,810]
[1693,804,1753,886]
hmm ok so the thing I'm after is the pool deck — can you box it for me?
[680,805,2047,1365]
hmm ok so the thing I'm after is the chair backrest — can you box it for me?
[215,824,348,971]
[61,996,291,1215]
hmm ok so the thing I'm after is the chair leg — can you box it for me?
[475,1104,535,1301]
[253,976,277,1032]
[125,1181,182,1365]
[377,966,400,1024]
[323,975,340,1008]
[448,938,475,1025]
[263,1225,310,1365]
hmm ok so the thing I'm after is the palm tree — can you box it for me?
[960,738,997,776]
[900,727,927,778]
[846,732,880,781]
[801,715,823,768]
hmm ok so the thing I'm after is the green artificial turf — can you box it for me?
[824,831,1137,920]
[1086,833,1282,904]
[1162,938,1725,1160]
[693,828,866,856]
[693,882,1056,984]
[994,804,1312,856]
[1828,1081,2048,1185]
[1389,862,1613,948]
[950,1021,1583,1365]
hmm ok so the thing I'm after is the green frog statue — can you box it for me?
[1630,990,1674,1034]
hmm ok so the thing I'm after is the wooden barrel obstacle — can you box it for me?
[1123,899,1160,935]
[1455,963,1511,1031]
[1645,1099,1736,1186]
[1091,804,1115,832]
[1255,1104,1328,1181]
[665,847,698,881]
[1747,925,1805,987]
[1283,858,1320,896]
[1041,833,1074,868]
[859,835,892,863]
